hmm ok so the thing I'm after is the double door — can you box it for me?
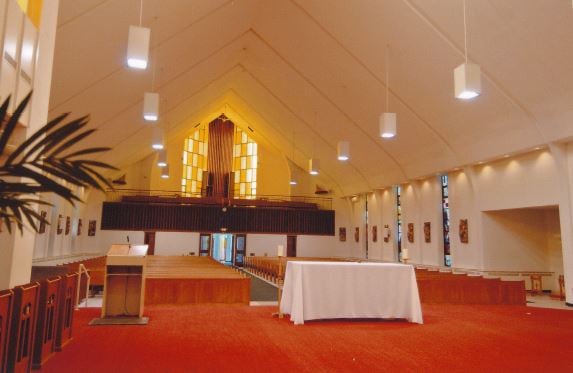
[199,233,246,266]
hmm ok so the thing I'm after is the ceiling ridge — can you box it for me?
[94,66,243,163]
[230,73,370,193]
[400,0,547,145]
[288,0,460,163]
[227,88,353,195]
[248,29,408,182]
[57,33,249,133]
[113,93,230,170]
[50,0,246,111]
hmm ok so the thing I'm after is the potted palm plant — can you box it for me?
[0,93,116,234]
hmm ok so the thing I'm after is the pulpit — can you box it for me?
[91,244,148,325]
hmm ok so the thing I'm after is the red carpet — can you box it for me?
[40,304,573,373]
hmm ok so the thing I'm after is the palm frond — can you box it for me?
[0,93,116,235]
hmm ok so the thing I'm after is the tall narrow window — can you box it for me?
[182,125,208,196]
[396,186,402,260]
[441,175,451,267]
[232,127,257,199]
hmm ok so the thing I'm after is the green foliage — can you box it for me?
[0,93,116,234]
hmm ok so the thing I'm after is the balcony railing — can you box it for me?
[105,188,332,210]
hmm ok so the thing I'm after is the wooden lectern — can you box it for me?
[91,244,148,325]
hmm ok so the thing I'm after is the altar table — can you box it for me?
[280,261,423,325]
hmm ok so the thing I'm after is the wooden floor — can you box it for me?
[144,256,250,305]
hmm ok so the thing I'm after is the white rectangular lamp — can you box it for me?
[143,92,159,121]
[454,62,481,99]
[151,128,164,150]
[157,150,167,167]
[127,25,150,69]
[337,141,350,161]
[308,158,320,175]
[379,113,396,138]
[161,164,169,179]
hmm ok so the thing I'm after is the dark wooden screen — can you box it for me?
[102,202,335,235]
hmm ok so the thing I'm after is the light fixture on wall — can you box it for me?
[308,158,320,175]
[454,0,481,99]
[143,92,159,121]
[157,149,167,167]
[151,127,164,150]
[127,1,150,69]
[160,164,169,179]
[337,140,350,161]
[380,45,396,139]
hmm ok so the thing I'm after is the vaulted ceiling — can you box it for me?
[48,0,573,196]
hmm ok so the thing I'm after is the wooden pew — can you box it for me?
[244,257,526,305]
[145,256,250,305]
[0,290,14,373]
[32,276,61,369]
[415,268,526,305]
[7,282,40,373]
[55,273,78,351]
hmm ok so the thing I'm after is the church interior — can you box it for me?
[1,0,573,371]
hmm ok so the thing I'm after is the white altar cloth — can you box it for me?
[280,261,423,325]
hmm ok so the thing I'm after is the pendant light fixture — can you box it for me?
[157,149,167,167]
[161,164,169,179]
[127,0,150,69]
[454,0,481,99]
[143,92,159,121]
[337,140,350,161]
[290,131,298,185]
[151,127,164,150]
[380,45,396,139]
[309,114,320,175]
[308,158,320,175]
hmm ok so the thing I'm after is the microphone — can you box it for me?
[127,235,130,243]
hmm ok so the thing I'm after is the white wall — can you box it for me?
[245,234,286,256]
[482,209,553,271]
[155,232,200,255]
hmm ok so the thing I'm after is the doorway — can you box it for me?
[198,233,247,266]
[212,233,234,264]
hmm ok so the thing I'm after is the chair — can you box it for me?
[530,275,543,296]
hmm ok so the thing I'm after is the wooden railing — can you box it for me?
[243,256,528,305]
[105,188,333,210]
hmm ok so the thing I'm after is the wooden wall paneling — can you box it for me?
[7,282,40,373]
[145,278,250,305]
[55,273,78,351]
[32,277,61,369]
[101,203,335,235]
[0,289,14,373]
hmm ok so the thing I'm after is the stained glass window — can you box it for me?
[232,127,257,199]
[181,125,208,196]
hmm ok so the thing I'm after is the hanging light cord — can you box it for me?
[385,44,390,111]
[463,0,468,64]
[292,130,296,161]
[151,51,157,90]
[139,0,143,26]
